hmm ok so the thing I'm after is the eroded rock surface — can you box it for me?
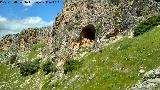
[131,67,160,90]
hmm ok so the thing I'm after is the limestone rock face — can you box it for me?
[52,0,159,61]
[0,27,54,51]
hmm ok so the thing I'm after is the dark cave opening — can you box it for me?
[80,24,96,40]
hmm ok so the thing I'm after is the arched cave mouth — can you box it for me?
[80,24,96,41]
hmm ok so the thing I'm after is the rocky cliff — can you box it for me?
[52,0,159,63]
[0,27,54,51]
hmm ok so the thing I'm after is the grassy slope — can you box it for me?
[0,63,53,90]
[56,27,160,90]
[0,27,160,90]
[0,44,51,90]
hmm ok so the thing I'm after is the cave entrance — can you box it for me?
[80,24,96,41]
[71,24,96,49]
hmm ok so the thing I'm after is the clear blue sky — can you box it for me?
[0,0,64,37]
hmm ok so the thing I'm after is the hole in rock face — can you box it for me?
[80,24,96,40]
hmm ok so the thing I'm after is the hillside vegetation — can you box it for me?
[0,26,160,90]
[55,27,160,90]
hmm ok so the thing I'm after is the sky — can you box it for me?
[0,0,64,37]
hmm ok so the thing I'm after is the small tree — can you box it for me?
[110,0,119,5]
[42,61,57,75]
[134,15,160,36]
[19,60,40,76]
[63,60,82,74]
[9,55,17,64]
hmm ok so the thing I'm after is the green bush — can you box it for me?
[42,61,57,74]
[134,15,160,36]
[19,60,40,76]
[110,0,119,5]
[63,60,82,74]
[9,55,17,64]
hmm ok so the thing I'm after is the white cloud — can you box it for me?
[22,0,45,7]
[0,16,53,37]
[0,16,7,22]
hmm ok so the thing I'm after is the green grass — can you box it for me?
[26,44,45,60]
[55,27,160,90]
[0,27,160,90]
[0,64,52,90]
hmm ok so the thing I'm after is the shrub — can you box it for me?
[110,0,119,5]
[42,61,57,75]
[9,55,17,64]
[19,60,40,76]
[134,15,160,36]
[63,60,82,74]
